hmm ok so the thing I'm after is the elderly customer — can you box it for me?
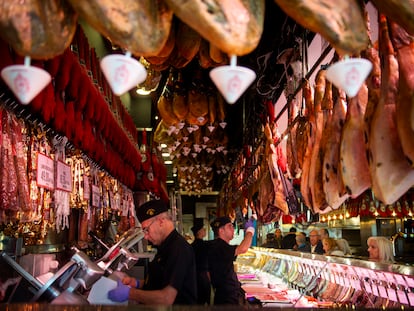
[367,236,395,263]
[295,232,311,252]
[309,229,324,254]
[322,237,344,256]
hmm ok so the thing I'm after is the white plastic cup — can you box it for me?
[326,58,372,98]
[100,53,147,96]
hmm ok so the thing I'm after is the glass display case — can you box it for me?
[237,247,414,308]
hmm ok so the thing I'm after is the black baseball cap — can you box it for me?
[136,200,168,223]
[210,216,232,233]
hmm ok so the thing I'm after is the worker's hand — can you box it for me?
[245,218,255,235]
[108,280,131,302]
[122,276,139,288]
[245,218,254,230]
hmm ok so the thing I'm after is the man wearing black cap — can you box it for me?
[191,218,211,305]
[108,199,197,305]
[207,215,255,305]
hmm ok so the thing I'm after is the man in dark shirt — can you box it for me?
[309,229,324,254]
[108,199,197,305]
[207,216,254,305]
[191,219,211,305]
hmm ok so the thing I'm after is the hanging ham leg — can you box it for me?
[300,78,319,209]
[68,0,173,56]
[322,89,348,210]
[164,0,265,56]
[309,72,332,212]
[370,0,414,36]
[341,7,374,198]
[273,0,369,56]
[368,15,414,204]
[389,21,414,166]
[340,82,371,198]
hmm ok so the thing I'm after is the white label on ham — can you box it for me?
[56,160,72,192]
[37,153,55,190]
[83,175,90,200]
[92,184,100,207]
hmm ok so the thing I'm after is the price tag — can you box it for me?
[338,274,344,286]
[364,281,372,294]
[329,271,336,284]
[56,160,72,192]
[387,287,398,302]
[92,184,100,207]
[353,277,361,291]
[397,289,409,305]
[343,273,350,287]
[407,292,414,307]
[122,200,129,216]
[382,272,396,284]
[36,153,54,190]
[377,285,388,299]
[394,274,408,287]
[405,276,414,288]
[371,282,379,297]
[83,175,90,200]
[367,269,378,280]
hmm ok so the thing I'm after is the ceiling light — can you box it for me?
[136,88,152,95]
[164,160,172,165]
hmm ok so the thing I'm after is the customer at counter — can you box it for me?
[107,199,197,305]
[281,227,297,249]
[295,232,311,252]
[208,216,255,305]
[367,236,395,263]
[309,229,324,254]
[319,228,330,240]
[322,237,345,256]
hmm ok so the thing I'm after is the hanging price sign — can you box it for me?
[56,161,72,192]
[36,153,54,190]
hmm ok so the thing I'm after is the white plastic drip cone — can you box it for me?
[326,58,372,98]
[210,55,256,104]
[101,52,147,96]
[1,56,51,104]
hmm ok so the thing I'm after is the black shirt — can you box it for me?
[144,230,197,304]
[192,238,211,305]
[207,238,241,305]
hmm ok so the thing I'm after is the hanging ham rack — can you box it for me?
[222,44,333,203]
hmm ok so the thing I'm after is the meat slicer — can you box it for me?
[1,227,145,304]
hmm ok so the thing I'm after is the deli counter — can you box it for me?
[236,247,414,308]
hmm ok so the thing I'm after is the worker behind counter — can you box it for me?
[107,199,197,305]
[207,216,255,305]
[191,219,211,305]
